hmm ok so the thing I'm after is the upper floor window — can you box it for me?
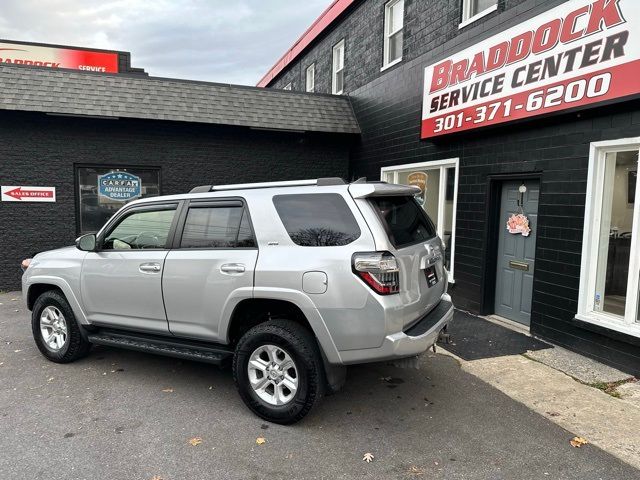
[383,0,404,69]
[283,82,292,90]
[332,39,345,95]
[460,0,498,28]
[306,63,315,93]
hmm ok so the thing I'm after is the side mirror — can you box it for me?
[76,233,97,252]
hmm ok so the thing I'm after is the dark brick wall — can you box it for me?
[267,0,640,375]
[0,111,351,291]
[270,0,532,94]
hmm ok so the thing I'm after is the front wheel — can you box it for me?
[233,319,325,424]
[32,290,91,363]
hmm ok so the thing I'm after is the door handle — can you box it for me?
[139,262,162,273]
[220,263,246,274]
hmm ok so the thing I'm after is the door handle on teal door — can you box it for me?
[220,263,246,274]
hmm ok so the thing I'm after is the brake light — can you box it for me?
[352,252,400,295]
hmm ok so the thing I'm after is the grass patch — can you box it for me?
[587,379,636,399]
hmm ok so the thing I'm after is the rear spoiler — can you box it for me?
[348,182,420,199]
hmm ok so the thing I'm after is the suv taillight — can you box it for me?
[352,252,400,295]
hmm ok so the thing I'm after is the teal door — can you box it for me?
[494,180,539,325]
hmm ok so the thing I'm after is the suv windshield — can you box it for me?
[370,196,436,248]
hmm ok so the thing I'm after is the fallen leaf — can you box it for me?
[162,388,174,393]
[188,437,202,446]
[406,465,425,476]
[256,436,266,445]
[363,452,374,463]
[570,436,588,448]
[546,411,561,417]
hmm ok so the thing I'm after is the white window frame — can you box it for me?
[283,82,292,90]
[382,0,404,71]
[332,39,345,95]
[306,63,315,93]
[459,0,498,29]
[577,138,640,337]
[381,158,460,282]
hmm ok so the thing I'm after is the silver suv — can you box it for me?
[22,178,453,424]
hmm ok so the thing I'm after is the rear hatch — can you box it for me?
[351,184,447,329]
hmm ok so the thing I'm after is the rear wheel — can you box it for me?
[233,319,324,424]
[32,290,91,363]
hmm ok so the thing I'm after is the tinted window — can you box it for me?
[76,166,160,234]
[180,206,255,248]
[273,193,360,246]
[103,208,176,250]
[237,210,256,247]
[370,196,436,248]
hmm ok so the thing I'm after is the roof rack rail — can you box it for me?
[189,185,213,193]
[189,177,346,193]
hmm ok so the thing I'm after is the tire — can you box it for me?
[233,319,325,424]
[32,290,92,363]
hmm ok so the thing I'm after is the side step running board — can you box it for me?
[87,330,234,365]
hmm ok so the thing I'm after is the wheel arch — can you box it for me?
[27,283,63,310]
[25,277,88,324]
[223,289,342,364]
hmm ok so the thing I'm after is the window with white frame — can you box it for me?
[383,0,404,69]
[283,82,292,90]
[577,139,640,337]
[306,63,315,93]
[332,39,345,95]
[381,159,459,282]
[460,0,498,27]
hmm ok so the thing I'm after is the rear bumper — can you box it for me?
[338,294,454,364]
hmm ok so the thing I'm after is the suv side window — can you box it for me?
[180,206,256,248]
[103,207,177,250]
[273,193,361,246]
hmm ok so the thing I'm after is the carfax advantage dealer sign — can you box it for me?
[421,0,640,138]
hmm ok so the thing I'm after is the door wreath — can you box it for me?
[506,183,532,237]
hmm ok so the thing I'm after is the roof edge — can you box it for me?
[0,62,346,99]
[256,0,356,88]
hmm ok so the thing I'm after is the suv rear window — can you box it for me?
[370,196,436,248]
[273,193,361,246]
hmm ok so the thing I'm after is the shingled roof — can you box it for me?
[0,65,360,134]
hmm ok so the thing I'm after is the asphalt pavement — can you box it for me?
[1,291,638,480]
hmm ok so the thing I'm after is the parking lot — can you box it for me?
[1,291,638,480]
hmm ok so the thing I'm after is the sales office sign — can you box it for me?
[421,0,640,138]
[1,186,56,202]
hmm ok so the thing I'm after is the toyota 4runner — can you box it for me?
[22,178,453,424]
